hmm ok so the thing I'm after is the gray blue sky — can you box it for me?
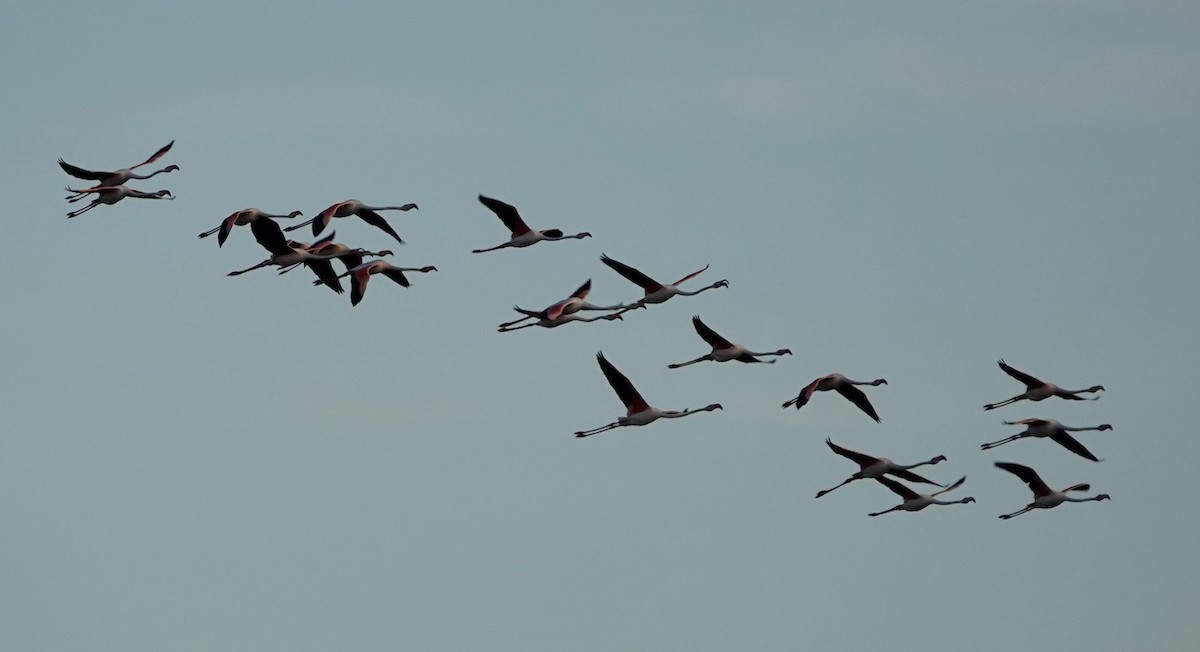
[2,2,1199,650]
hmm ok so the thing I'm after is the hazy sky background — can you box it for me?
[2,2,1199,650]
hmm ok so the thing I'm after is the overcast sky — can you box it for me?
[2,2,1199,650]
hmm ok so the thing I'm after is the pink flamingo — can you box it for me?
[65,185,173,218]
[472,195,591,253]
[575,352,722,438]
[59,140,177,200]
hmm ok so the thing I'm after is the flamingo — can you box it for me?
[227,217,349,277]
[994,461,1110,520]
[197,208,303,247]
[498,279,637,330]
[668,316,791,368]
[815,438,947,499]
[575,352,722,438]
[285,199,417,244]
[314,259,437,306]
[783,374,888,422]
[498,309,624,332]
[981,419,1112,462]
[302,240,394,295]
[472,195,591,253]
[64,186,173,218]
[983,359,1104,410]
[600,254,728,308]
[868,476,975,517]
[59,140,177,199]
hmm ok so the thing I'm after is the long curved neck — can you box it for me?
[1063,424,1106,432]
[932,497,973,505]
[845,378,885,386]
[129,167,172,180]
[898,459,936,470]
[578,301,629,310]
[675,282,724,297]
[1064,495,1105,503]
[366,204,418,212]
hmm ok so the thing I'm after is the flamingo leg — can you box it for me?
[868,505,903,517]
[980,435,1024,450]
[283,218,318,233]
[471,242,512,254]
[66,202,100,218]
[815,477,856,499]
[667,355,712,369]
[228,259,273,276]
[983,395,1024,411]
[498,323,541,332]
[574,422,621,438]
[999,505,1035,520]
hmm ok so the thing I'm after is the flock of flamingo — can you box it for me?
[58,141,1114,519]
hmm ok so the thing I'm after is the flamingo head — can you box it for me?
[1098,424,1113,431]
[1096,494,1111,501]
[419,266,438,273]
[1089,385,1105,392]
[165,164,181,172]
[287,210,303,218]
[931,455,948,464]
[704,403,723,412]
[873,378,888,386]
[156,190,174,199]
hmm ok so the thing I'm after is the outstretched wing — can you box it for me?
[381,267,412,287]
[357,208,405,244]
[600,254,662,292]
[307,259,344,294]
[571,279,592,300]
[1049,431,1100,462]
[998,359,1044,388]
[249,216,290,255]
[824,438,878,468]
[478,195,530,236]
[596,352,649,414]
[58,159,109,181]
[994,461,1051,497]
[932,475,967,497]
[835,384,882,422]
[130,140,174,169]
[875,476,920,501]
[691,315,733,349]
[890,468,943,487]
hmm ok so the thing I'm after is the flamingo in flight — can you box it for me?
[285,199,417,244]
[868,476,975,517]
[783,374,888,422]
[472,195,591,253]
[227,217,350,278]
[59,140,177,200]
[314,259,437,306]
[575,352,722,438]
[815,438,947,499]
[981,419,1112,462]
[498,279,636,331]
[302,239,394,295]
[600,254,728,309]
[983,360,1104,410]
[64,186,173,218]
[668,316,791,368]
[197,208,302,247]
[994,461,1110,520]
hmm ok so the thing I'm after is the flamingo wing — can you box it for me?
[671,264,710,286]
[1048,431,1100,462]
[478,195,531,236]
[691,316,734,349]
[994,461,1052,497]
[57,159,110,181]
[835,383,882,422]
[570,279,592,300]
[932,475,967,497]
[356,208,405,244]
[381,267,412,287]
[890,468,943,487]
[130,140,174,169]
[998,360,1044,388]
[875,476,920,501]
[824,438,879,468]
[249,216,291,255]
[600,254,662,293]
[307,259,344,294]
[596,352,649,413]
